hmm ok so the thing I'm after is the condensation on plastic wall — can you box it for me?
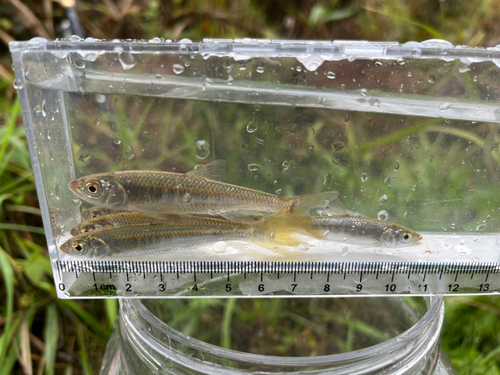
[100,297,457,375]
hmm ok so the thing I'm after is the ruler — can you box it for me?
[55,260,500,298]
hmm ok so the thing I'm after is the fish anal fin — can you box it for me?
[187,160,227,181]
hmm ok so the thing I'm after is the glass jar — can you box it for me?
[100,296,457,374]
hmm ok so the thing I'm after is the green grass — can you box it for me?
[1,0,500,373]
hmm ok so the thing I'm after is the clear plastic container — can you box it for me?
[100,296,456,374]
[9,38,500,296]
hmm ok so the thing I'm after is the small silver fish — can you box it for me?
[68,160,337,222]
[306,216,422,247]
[71,212,232,236]
[303,196,421,247]
[60,212,303,258]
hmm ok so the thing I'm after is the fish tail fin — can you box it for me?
[288,191,341,215]
[251,213,314,255]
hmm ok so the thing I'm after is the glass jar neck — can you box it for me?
[113,297,445,374]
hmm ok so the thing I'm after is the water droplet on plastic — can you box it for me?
[393,160,400,171]
[285,123,298,134]
[296,66,302,72]
[194,140,210,159]
[256,66,264,73]
[361,88,368,96]
[413,185,418,191]
[404,211,408,219]
[375,61,383,67]
[34,104,42,114]
[13,78,23,89]
[73,56,85,69]
[125,146,135,159]
[323,173,332,186]
[361,173,368,182]
[212,241,228,253]
[149,37,163,43]
[377,210,389,221]
[473,75,478,82]
[246,120,258,133]
[326,71,336,79]
[94,118,100,126]
[173,64,184,74]
[458,63,470,73]
[384,177,390,184]
[438,102,451,111]
[114,137,121,145]
[360,187,365,192]
[183,193,192,203]
[227,75,233,85]
[299,243,310,251]
[69,35,82,42]
[282,160,289,171]
[41,99,47,117]
[248,163,260,171]
[428,75,435,84]
[79,154,91,164]
[476,223,487,231]
[118,52,136,70]
[379,194,388,205]
[341,247,349,256]
[95,94,106,103]
[72,198,82,207]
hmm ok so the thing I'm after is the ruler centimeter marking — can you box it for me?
[55,260,500,298]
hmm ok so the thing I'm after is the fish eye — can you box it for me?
[90,212,99,218]
[81,227,91,233]
[85,181,102,197]
[400,232,412,242]
[72,241,86,253]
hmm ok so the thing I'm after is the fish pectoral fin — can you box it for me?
[187,159,227,181]
[220,210,267,224]
[290,191,345,215]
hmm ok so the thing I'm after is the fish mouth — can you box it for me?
[68,180,78,192]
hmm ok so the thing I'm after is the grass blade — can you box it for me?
[75,322,93,375]
[56,300,111,341]
[0,99,20,177]
[19,317,33,375]
[0,247,14,367]
[104,300,118,330]
[44,304,58,375]
[0,223,44,234]
[220,298,236,349]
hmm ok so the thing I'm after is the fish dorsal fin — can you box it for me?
[322,196,347,216]
[220,210,267,224]
[187,160,227,181]
[290,191,341,215]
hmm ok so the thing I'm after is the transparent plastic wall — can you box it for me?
[10,38,500,268]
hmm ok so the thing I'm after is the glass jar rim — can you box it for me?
[123,296,444,369]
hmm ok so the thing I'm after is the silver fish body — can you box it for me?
[61,222,254,258]
[306,216,422,247]
[71,212,231,236]
[68,161,338,220]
